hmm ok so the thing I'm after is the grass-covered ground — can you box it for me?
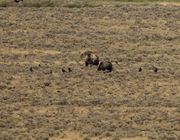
[0,1,179,140]
[0,0,180,7]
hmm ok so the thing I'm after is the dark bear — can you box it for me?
[97,61,113,72]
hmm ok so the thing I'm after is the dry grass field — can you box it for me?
[0,0,180,140]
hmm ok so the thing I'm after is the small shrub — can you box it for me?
[23,2,41,7]
[64,3,82,8]
[42,0,55,7]
[0,1,8,7]
[22,0,55,7]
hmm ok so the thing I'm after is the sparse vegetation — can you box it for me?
[0,0,179,7]
[0,1,179,140]
[129,0,179,1]
[0,1,7,7]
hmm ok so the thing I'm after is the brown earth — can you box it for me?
[0,3,180,140]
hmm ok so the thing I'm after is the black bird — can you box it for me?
[68,68,72,72]
[14,0,23,3]
[139,67,142,72]
[49,70,53,74]
[62,68,66,73]
[14,0,20,3]
[154,67,158,73]
[30,67,33,72]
